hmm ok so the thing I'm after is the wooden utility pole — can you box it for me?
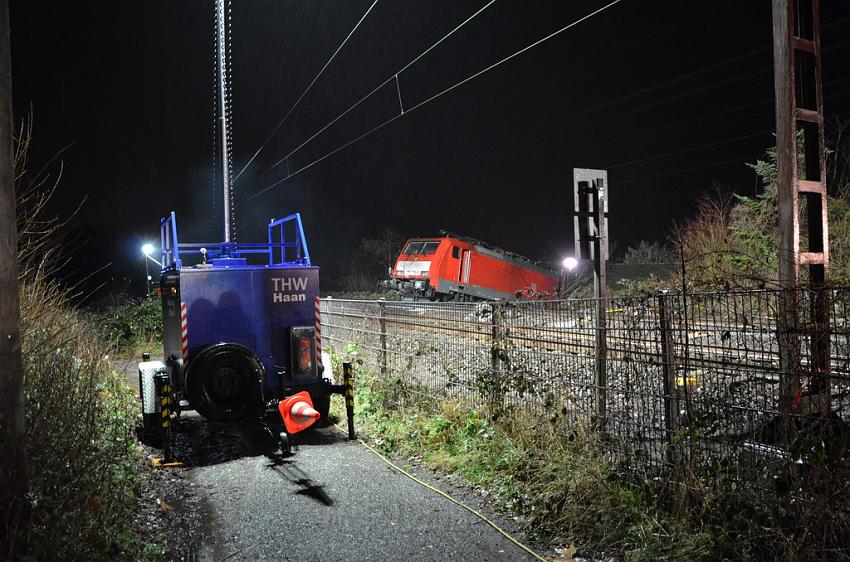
[773,0,830,416]
[0,0,28,555]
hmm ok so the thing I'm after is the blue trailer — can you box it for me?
[140,212,352,455]
[136,0,354,456]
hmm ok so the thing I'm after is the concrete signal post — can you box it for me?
[573,168,609,428]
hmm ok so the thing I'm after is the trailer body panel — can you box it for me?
[174,266,319,392]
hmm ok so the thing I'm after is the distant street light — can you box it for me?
[560,257,579,297]
[141,243,159,297]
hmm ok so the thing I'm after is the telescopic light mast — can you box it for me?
[215,0,232,243]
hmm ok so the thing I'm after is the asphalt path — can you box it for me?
[120,360,539,561]
[182,421,537,561]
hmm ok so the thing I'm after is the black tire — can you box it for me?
[279,432,291,455]
[185,343,265,422]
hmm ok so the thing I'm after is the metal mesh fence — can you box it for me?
[320,289,850,493]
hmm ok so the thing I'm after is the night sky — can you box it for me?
[9,1,850,295]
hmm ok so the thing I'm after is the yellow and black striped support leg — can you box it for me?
[155,375,174,462]
[343,362,355,440]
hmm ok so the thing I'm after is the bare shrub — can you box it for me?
[672,134,850,289]
[14,115,142,558]
[670,185,745,289]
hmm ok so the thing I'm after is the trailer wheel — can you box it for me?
[186,343,265,422]
[279,432,291,455]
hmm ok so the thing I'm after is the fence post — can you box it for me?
[591,180,608,430]
[657,292,678,464]
[594,301,607,429]
[593,278,607,429]
[378,299,387,376]
[490,301,502,408]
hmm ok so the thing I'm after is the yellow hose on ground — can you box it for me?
[333,424,547,561]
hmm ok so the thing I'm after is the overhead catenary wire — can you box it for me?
[271,5,850,187]
[265,0,499,173]
[233,0,381,182]
[525,31,850,162]
[404,0,625,117]
[536,17,850,135]
[497,18,850,169]
[250,2,847,200]
[466,31,850,184]
[249,95,839,204]
[562,34,850,138]
[482,103,850,199]
[607,130,772,170]
[616,108,850,185]
[249,0,625,200]
[488,76,850,190]
[484,24,850,183]
[277,0,777,178]
[616,154,764,185]
[237,0,730,188]
[600,79,850,167]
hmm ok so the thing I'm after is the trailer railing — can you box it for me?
[159,211,311,269]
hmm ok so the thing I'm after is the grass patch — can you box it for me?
[330,365,734,561]
[332,358,850,560]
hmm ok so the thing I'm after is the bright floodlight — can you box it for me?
[141,243,155,256]
[562,257,578,271]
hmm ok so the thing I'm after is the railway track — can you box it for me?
[321,300,850,414]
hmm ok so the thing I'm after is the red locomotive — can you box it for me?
[385,233,559,301]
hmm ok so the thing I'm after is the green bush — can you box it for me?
[21,277,144,559]
[93,298,162,356]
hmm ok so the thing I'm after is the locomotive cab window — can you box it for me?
[452,246,460,259]
[403,241,440,255]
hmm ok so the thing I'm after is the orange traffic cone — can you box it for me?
[278,391,321,434]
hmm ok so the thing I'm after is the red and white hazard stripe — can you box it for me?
[314,296,322,366]
[180,302,189,365]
